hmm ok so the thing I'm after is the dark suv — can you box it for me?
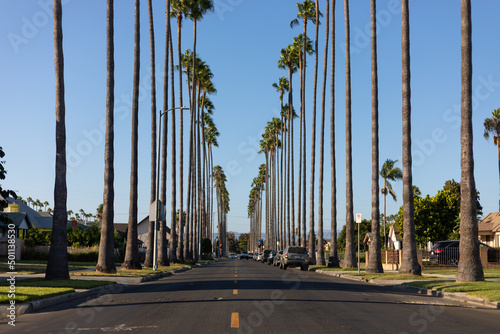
[430,240,499,265]
[280,246,309,271]
[261,250,272,263]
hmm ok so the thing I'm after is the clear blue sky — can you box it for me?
[2,0,500,235]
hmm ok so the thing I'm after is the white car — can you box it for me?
[229,253,237,259]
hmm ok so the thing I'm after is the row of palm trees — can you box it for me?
[248,0,483,281]
[46,0,227,279]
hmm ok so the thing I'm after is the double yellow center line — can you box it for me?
[231,262,239,328]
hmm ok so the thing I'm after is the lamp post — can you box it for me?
[153,106,189,270]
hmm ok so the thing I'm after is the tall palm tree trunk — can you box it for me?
[123,0,142,270]
[289,73,295,246]
[316,0,328,266]
[46,0,69,280]
[144,0,156,268]
[176,6,185,263]
[158,1,171,267]
[329,0,339,268]
[96,0,116,274]
[457,0,484,282]
[309,0,319,264]
[343,0,356,268]
[399,0,420,275]
[366,0,383,273]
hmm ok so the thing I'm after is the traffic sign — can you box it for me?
[355,213,362,223]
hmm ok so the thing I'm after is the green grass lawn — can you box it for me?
[71,264,190,277]
[0,279,115,304]
[403,280,500,302]
[423,269,500,279]
[0,260,96,275]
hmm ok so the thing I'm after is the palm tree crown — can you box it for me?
[379,159,403,201]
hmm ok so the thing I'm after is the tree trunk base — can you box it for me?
[95,265,117,274]
[121,261,142,270]
[158,259,170,267]
[315,255,326,266]
[327,256,340,268]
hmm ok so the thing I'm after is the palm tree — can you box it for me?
[484,108,500,212]
[307,0,321,264]
[292,0,319,249]
[291,34,314,247]
[399,0,420,276]
[43,201,49,211]
[171,0,188,263]
[316,0,329,266]
[187,0,214,261]
[328,0,339,268]
[343,0,356,268]
[278,44,298,246]
[46,0,69,280]
[97,155,118,270]
[27,197,33,208]
[123,0,142,270]
[272,78,288,246]
[457,0,484,282]
[144,0,157,268]
[379,159,402,247]
[366,0,382,273]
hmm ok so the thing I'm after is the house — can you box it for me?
[388,224,402,250]
[114,216,171,248]
[0,212,33,238]
[478,212,500,248]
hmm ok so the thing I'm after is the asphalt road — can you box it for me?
[3,259,500,333]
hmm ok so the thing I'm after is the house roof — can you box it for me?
[138,215,171,234]
[388,224,402,241]
[478,212,500,233]
[0,212,33,229]
[114,223,128,234]
[5,198,76,230]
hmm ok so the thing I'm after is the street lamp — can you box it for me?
[153,106,189,270]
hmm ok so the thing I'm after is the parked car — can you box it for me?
[248,252,254,260]
[256,253,263,261]
[262,250,272,263]
[267,250,277,265]
[229,253,237,259]
[281,246,309,271]
[429,240,499,265]
[240,251,249,260]
[273,250,283,266]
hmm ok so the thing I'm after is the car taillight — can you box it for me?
[285,254,288,258]
[435,248,443,253]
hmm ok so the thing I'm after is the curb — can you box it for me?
[4,263,208,318]
[392,284,500,309]
[5,283,129,319]
[315,269,500,310]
